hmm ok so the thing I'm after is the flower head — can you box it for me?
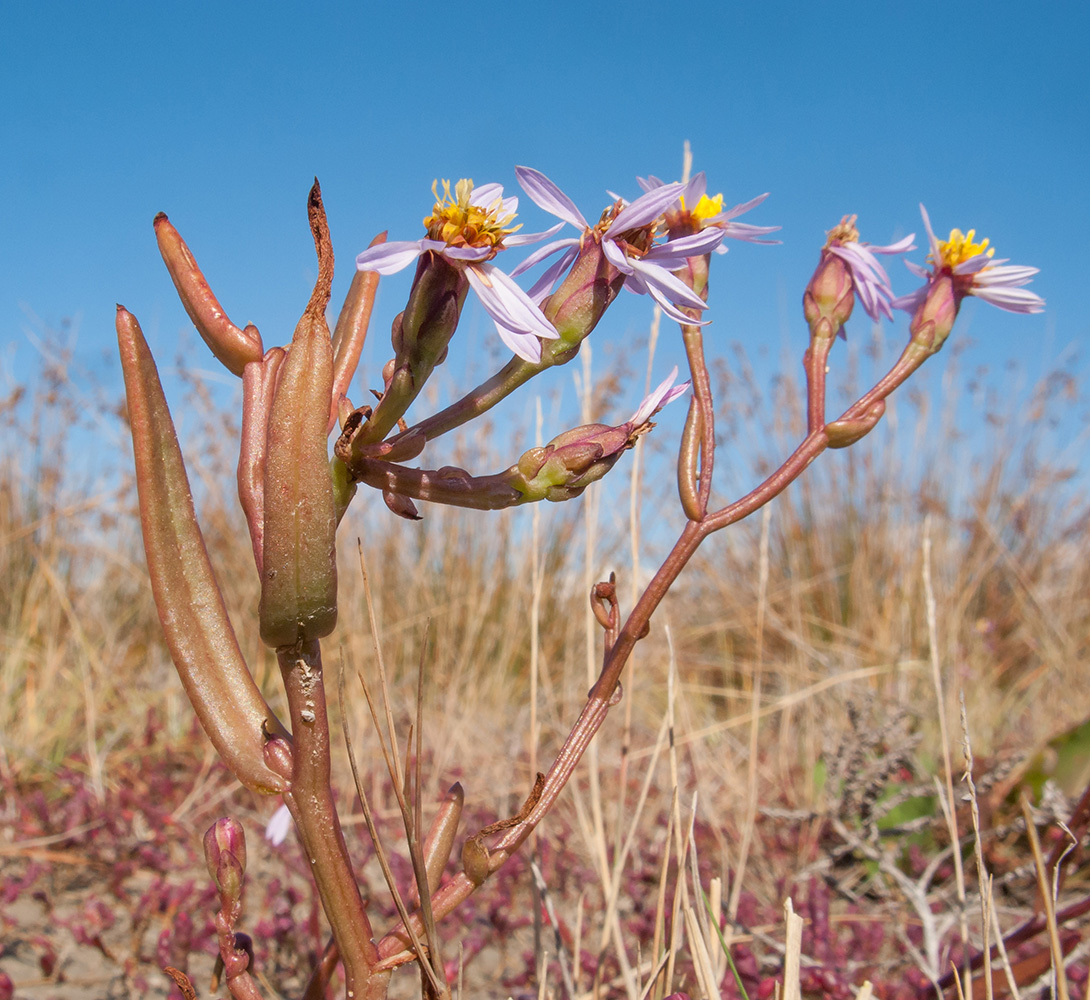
[422,179,520,252]
[512,366,689,502]
[822,215,916,323]
[512,167,724,325]
[356,178,563,362]
[892,205,1044,315]
[637,172,781,248]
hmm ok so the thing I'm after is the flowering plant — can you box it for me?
[115,165,1044,1000]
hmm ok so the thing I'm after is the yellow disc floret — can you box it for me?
[688,192,724,223]
[423,179,521,253]
[935,228,995,269]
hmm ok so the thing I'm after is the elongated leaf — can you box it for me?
[154,214,264,376]
[117,305,289,793]
[259,180,338,648]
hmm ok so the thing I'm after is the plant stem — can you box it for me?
[278,640,378,996]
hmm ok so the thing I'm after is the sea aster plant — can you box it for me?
[355,178,562,361]
[511,167,725,325]
[892,204,1045,315]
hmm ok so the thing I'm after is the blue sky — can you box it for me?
[2,1,1087,478]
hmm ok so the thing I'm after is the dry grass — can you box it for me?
[2,317,1089,999]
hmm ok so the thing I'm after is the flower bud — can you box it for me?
[512,422,638,502]
[803,249,854,342]
[204,817,247,898]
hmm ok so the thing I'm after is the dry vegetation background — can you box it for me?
[2,317,1089,999]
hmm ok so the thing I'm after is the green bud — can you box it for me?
[512,422,638,502]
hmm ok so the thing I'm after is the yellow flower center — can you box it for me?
[682,192,724,223]
[423,179,521,251]
[935,228,995,269]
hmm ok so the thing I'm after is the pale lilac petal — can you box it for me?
[471,182,505,207]
[492,319,545,362]
[974,264,1039,286]
[679,172,707,207]
[515,166,589,230]
[356,240,426,275]
[971,263,1044,312]
[629,258,711,313]
[442,245,495,262]
[972,284,1045,313]
[870,234,916,255]
[904,259,930,279]
[601,236,635,275]
[611,182,685,231]
[827,237,912,322]
[919,204,941,262]
[710,192,770,222]
[702,193,780,242]
[465,263,560,343]
[527,246,580,300]
[830,244,893,292]
[831,244,887,319]
[505,222,565,247]
[637,175,666,193]
[953,252,999,275]
[641,278,711,326]
[510,237,580,278]
[629,365,690,424]
[643,228,726,264]
[892,287,928,313]
[266,803,291,846]
[718,221,782,243]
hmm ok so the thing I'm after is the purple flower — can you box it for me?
[892,205,1044,315]
[637,172,782,248]
[823,215,916,322]
[355,178,564,362]
[512,167,725,325]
